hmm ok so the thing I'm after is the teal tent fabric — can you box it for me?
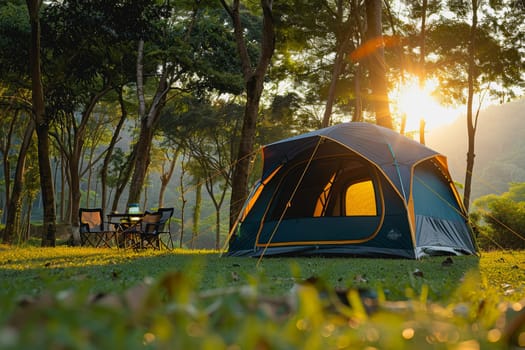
[227,122,478,259]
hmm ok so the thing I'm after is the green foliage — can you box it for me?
[472,183,525,249]
[187,7,245,95]
[505,183,525,202]
[424,2,523,106]
[0,1,30,79]
[272,0,364,121]
[40,0,141,116]
[0,248,524,349]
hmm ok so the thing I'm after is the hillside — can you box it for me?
[427,98,525,201]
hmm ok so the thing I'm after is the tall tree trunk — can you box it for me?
[111,153,134,212]
[351,0,365,123]
[365,0,392,129]
[27,0,56,247]
[352,64,363,122]
[3,120,35,244]
[68,90,110,244]
[36,127,56,247]
[418,0,428,144]
[86,158,93,207]
[101,89,127,214]
[1,112,16,221]
[221,0,275,229]
[191,181,202,249]
[142,173,149,211]
[68,154,81,242]
[178,152,188,248]
[322,43,350,128]
[209,181,229,250]
[463,0,479,212]
[399,114,407,135]
[127,40,169,205]
[200,153,231,250]
[158,149,178,208]
[419,119,426,144]
[127,126,155,205]
[215,206,221,250]
[321,3,353,128]
[59,156,65,221]
[229,85,262,226]
[23,193,34,242]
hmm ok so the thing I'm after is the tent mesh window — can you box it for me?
[345,179,377,216]
[267,156,379,220]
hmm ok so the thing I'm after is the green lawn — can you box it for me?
[0,246,524,349]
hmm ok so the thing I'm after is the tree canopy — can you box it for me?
[0,0,523,248]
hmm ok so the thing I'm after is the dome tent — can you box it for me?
[227,122,478,259]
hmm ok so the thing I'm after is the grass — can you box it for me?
[0,246,524,349]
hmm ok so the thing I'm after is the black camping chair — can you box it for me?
[138,212,163,250]
[156,207,174,250]
[79,208,115,247]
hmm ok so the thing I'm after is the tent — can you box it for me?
[227,122,478,259]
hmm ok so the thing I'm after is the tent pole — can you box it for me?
[256,137,323,265]
[387,143,407,202]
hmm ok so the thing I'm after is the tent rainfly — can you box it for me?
[227,122,478,259]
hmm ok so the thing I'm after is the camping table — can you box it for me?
[106,212,144,248]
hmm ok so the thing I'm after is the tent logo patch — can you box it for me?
[387,229,402,240]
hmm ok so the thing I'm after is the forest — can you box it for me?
[0,0,523,249]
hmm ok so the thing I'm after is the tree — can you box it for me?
[220,0,276,229]
[27,0,57,246]
[126,1,197,206]
[100,89,128,214]
[0,107,18,221]
[187,103,241,249]
[157,146,179,209]
[159,95,243,249]
[463,0,480,213]
[41,0,141,241]
[418,0,428,144]
[274,0,394,128]
[2,117,34,244]
[273,0,367,127]
[50,89,112,242]
[191,177,202,249]
[126,38,171,206]
[126,2,244,207]
[393,0,444,140]
[425,0,523,212]
[365,0,392,129]
[472,183,525,249]
[0,1,35,242]
[319,1,354,127]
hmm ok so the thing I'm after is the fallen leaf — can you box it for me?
[92,293,123,308]
[231,271,240,282]
[353,274,368,283]
[413,269,424,278]
[441,257,454,266]
[123,284,149,312]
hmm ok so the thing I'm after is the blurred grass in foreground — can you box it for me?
[0,247,523,349]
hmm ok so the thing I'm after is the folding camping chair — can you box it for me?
[138,212,163,250]
[156,207,174,250]
[79,208,115,247]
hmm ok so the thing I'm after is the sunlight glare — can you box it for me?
[390,77,460,132]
